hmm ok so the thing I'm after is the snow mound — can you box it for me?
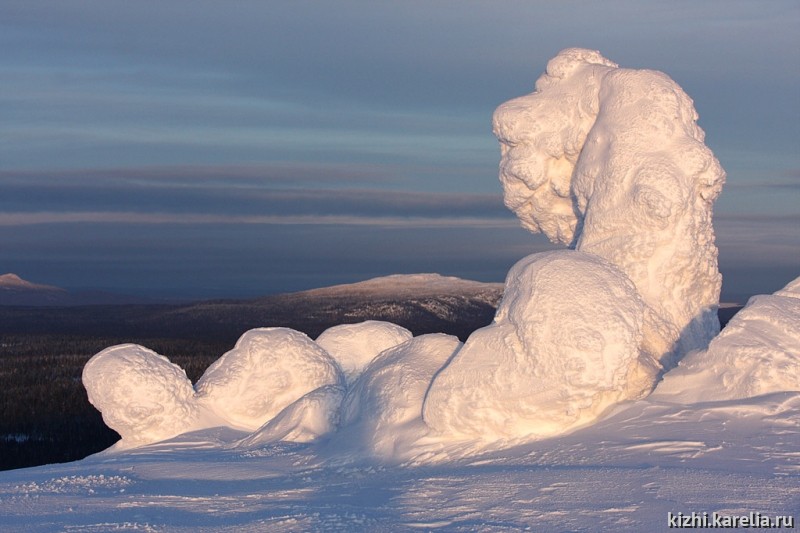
[196,328,344,431]
[338,334,461,460]
[653,276,800,403]
[236,385,345,447]
[493,47,725,368]
[316,321,413,384]
[424,251,646,441]
[82,344,198,447]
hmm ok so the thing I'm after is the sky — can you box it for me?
[1,1,798,302]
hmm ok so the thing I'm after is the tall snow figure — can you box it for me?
[492,48,725,367]
[425,48,725,441]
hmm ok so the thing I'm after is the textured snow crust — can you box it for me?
[316,320,413,384]
[653,275,800,403]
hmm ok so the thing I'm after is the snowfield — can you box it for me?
[1,48,798,531]
[0,391,797,531]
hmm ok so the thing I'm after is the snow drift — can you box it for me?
[337,334,461,460]
[653,275,800,403]
[236,384,345,447]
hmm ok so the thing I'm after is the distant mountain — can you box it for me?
[0,273,64,292]
[0,273,740,342]
[0,273,68,306]
[0,273,167,306]
[0,274,505,342]
[156,274,505,342]
[298,273,503,301]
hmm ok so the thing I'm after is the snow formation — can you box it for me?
[424,251,646,441]
[83,345,199,446]
[316,321,413,384]
[195,328,344,431]
[493,47,726,368]
[81,49,800,464]
[653,275,800,403]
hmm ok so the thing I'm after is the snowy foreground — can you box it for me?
[1,277,799,531]
[0,391,797,531]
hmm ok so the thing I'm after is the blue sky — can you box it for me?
[1,1,798,301]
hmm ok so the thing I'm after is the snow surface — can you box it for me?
[336,334,461,461]
[4,48,798,530]
[1,392,797,531]
[235,385,345,448]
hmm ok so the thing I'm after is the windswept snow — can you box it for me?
[236,385,345,447]
[1,392,797,532]
[337,334,461,461]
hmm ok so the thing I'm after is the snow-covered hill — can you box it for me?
[0,273,67,305]
[297,273,503,303]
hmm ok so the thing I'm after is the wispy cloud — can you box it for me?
[0,211,518,229]
[0,163,401,187]
[0,167,510,220]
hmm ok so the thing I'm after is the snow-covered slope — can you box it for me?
[653,277,800,403]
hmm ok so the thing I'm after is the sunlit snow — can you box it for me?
[2,48,797,532]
